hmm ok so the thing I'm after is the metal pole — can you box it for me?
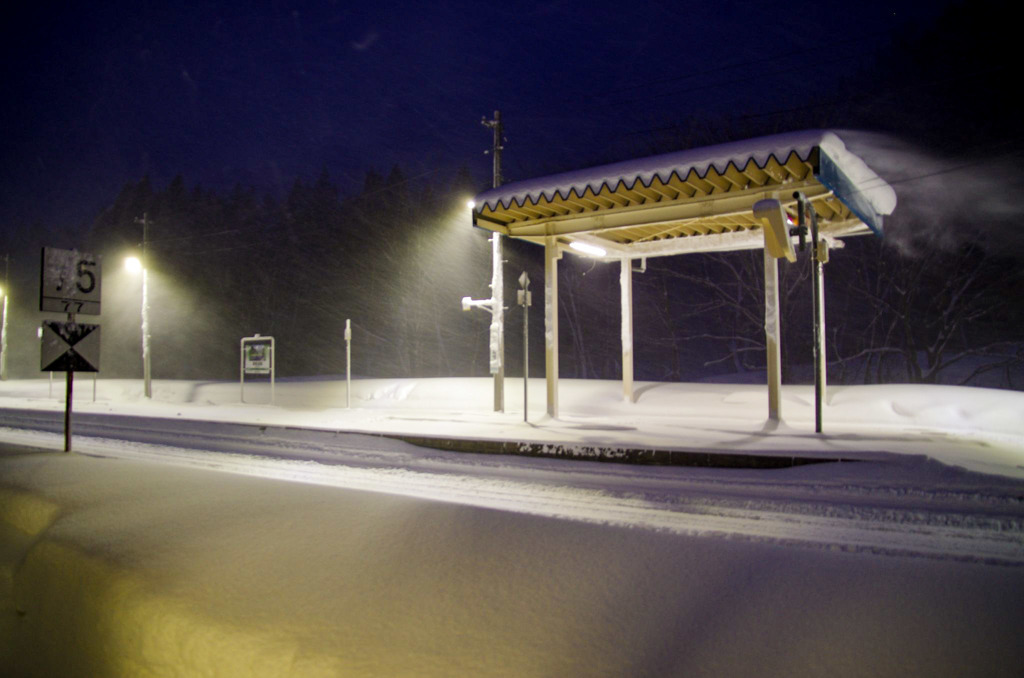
[809,207,824,434]
[523,291,528,422]
[483,111,505,413]
[141,215,152,399]
[64,370,73,452]
[0,291,8,382]
[345,319,352,408]
[491,234,505,412]
[794,192,824,433]
[239,337,245,403]
[0,254,8,381]
[620,258,634,403]
[518,272,531,422]
[270,336,275,405]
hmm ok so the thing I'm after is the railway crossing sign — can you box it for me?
[40,247,102,315]
[41,320,100,372]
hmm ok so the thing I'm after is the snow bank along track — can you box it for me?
[1,407,1023,566]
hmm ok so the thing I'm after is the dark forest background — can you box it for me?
[3,1,1022,388]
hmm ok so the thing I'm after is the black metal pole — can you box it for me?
[794,192,824,434]
[64,370,73,452]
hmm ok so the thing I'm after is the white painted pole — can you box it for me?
[544,237,560,418]
[763,248,782,422]
[0,292,8,381]
[142,265,151,399]
[620,258,634,403]
[239,337,245,403]
[139,213,152,399]
[345,318,352,409]
[490,233,505,412]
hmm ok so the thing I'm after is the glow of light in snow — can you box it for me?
[124,256,142,274]
[569,241,607,257]
[466,199,475,209]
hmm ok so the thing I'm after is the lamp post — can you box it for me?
[125,247,151,398]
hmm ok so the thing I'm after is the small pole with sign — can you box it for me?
[345,319,352,408]
[517,272,532,423]
[40,247,102,452]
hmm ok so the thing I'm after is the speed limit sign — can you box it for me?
[40,247,102,315]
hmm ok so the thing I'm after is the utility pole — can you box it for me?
[134,214,152,398]
[0,254,9,381]
[482,110,505,412]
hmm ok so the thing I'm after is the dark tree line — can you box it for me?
[4,0,1019,389]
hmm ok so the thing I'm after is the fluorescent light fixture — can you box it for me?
[569,241,607,257]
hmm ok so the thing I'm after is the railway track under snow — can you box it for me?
[1,407,1023,566]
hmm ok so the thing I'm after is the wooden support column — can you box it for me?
[620,258,634,403]
[763,248,782,421]
[544,237,561,418]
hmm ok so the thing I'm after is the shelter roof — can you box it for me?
[471,130,896,259]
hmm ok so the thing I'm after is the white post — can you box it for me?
[239,337,245,403]
[0,292,8,381]
[142,265,152,398]
[620,258,634,403]
[490,234,505,412]
[345,318,352,409]
[763,248,782,421]
[544,237,560,418]
[269,336,275,406]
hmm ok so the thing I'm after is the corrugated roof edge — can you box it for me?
[474,129,897,219]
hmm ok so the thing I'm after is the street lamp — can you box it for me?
[124,254,151,398]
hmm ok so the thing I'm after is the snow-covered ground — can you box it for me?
[1,377,1023,676]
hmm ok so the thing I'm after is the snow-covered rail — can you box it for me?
[1,408,1022,566]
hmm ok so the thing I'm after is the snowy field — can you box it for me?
[1,377,1024,676]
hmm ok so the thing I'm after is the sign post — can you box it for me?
[240,334,275,405]
[40,247,102,452]
[517,272,532,423]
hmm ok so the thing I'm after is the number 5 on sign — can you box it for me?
[40,247,102,315]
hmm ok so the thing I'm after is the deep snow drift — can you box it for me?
[1,377,1023,677]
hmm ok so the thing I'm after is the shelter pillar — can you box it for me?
[815,243,827,417]
[545,237,560,418]
[620,258,634,403]
[763,248,782,421]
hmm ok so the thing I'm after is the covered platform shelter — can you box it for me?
[470,130,896,424]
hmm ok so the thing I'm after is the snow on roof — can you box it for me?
[475,129,897,219]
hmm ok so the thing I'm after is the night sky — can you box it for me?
[2,0,960,237]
